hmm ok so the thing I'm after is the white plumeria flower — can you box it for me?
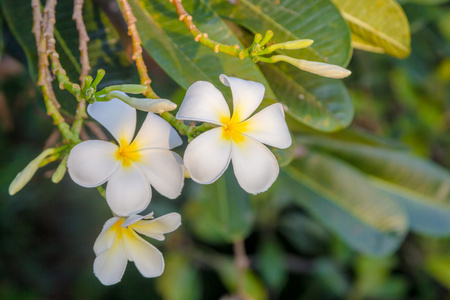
[94,212,181,285]
[67,98,184,216]
[176,75,292,194]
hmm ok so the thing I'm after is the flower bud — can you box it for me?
[266,39,314,52]
[120,96,177,113]
[104,91,177,113]
[51,155,68,183]
[9,148,56,195]
[272,55,351,79]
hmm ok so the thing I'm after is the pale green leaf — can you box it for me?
[298,136,450,236]
[283,151,408,256]
[331,0,411,58]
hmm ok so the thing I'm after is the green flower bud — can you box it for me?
[51,155,68,184]
[266,39,314,52]
[9,148,57,195]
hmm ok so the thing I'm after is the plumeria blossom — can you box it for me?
[94,212,181,285]
[176,75,292,194]
[67,98,184,216]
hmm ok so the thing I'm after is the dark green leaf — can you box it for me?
[258,238,287,292]
[210,0,354,131]
[187,168,254,243]
[129,0,274,101]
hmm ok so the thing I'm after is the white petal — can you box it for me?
[93,217,121,255]
[122,229,164,278]
[220,75,265,122]
[122,214,146,228]
[106,164,151,216]
[133,113,182,150]
[88,98,136,145]
[184,127,232,184]
[231,137,279,194]
[137,149,184,199]
[67,140,120,187]
[94,233,128,286]
[240,103,292,149]
[176,81,230,125]
[132,212,182,241]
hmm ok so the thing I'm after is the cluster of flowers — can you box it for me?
[67,75,292,285]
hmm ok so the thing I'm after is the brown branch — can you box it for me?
[72,0,90,135]
[171,0,242,57]
[32,0,80,144]
[233,239,251,300]
[118,0,158,99]
[73,0,91,83]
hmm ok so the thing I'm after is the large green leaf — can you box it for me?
[283,151,408,256]
[210,0,354,132]
[129,0,274,101]
[185,168,254,243]
[298,136,450,236]
[331,0,411,58]
[260,62,353,131]
[210,0,352,66]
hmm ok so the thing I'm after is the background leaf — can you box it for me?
[331,0,411,58]
[129,0,274,101]
[282,151,408,256]
[185,168,254,243]
[298,136,450,236]
[211,0,354,132]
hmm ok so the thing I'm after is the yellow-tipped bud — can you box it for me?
[9,148,56,195]
[267,39,314,52]
[51,155,68,184]
[104,84,147,94]
[272,55,351,79]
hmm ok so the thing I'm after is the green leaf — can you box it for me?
[298,136,450,236]
[278,212,330,254]
[425,254,450,289]
[260,62,353,131]
[156,252,202,300]
[128,0,274,101]
[258,238,287,292]
[186,168,254,243]
[210,0,352,66]
[210,0,354,131]
[282,151,408,256]
[331,0,411,58]
[214,256,268,300]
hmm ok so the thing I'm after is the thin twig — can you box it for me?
[118,0,158,99]
[233,239,250,300]
[32,0,80,144]
[72,0,89,136]
[171,0,243,58]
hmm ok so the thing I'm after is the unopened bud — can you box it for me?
[272,55,351,79]
[266,39,314,52]
[103,84,148,94]
[9,148,56,195]
[51,155,68,183]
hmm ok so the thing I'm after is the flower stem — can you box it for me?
[118,0,158,99]
[233,239,250,299]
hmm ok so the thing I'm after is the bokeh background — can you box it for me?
[0,0,450,299]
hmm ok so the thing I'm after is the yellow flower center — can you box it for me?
[116,139,141,167]
[221,114,246,144]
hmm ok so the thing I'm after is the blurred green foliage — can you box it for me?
[0,0,449,299]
